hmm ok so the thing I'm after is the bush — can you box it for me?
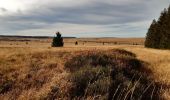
[52,32,64,47]
[75,41,78,45]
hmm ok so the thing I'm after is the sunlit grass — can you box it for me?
[0,41,170,99]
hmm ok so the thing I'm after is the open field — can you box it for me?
[0,36,144,47]
[0,37,170,100]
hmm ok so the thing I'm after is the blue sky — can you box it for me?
[0,0,169,37]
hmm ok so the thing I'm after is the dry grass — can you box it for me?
[0,38,170,99]
[0,37,144,47]
[65,49,161,99]
[0,47,70,99]
[123,47,170,99]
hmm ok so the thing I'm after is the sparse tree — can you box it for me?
[52,32,64,47]
[75,41,78,45]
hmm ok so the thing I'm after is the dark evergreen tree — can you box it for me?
[145,20,157,48]
[52,32,64,47]
[166,6,170,48]
[158,9,168,48]
[145,5,170,49]
[75,41,78,45]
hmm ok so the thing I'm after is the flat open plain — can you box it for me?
[0,37,170,99]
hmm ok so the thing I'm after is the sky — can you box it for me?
[0,0,169,37]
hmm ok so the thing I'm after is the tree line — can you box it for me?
[145,6,170,49]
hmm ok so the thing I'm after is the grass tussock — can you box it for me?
[65,49,165,100]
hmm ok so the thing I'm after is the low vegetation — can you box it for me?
[0,47,169,100]
[65,49,164,99]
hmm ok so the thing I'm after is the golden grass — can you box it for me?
[0,37,144,47]
[123,47,170,99]
[0,39,170,99]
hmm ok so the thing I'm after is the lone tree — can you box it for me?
[52,32,64,47]
[75,41,78,45]
[145,6,170,49]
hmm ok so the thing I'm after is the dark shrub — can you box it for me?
[69,66,111,98]
[65,49,164,99]
[65,51,114,72]
[52,32,64,47]
[75,41,78,45]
